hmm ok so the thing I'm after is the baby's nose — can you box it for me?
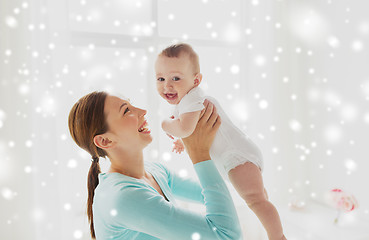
[164,81,172,89]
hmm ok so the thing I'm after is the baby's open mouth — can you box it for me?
[138,120,150,133]
[164,93,178,100]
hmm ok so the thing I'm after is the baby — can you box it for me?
[155,43,286,240]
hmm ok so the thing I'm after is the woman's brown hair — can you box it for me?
[68,91,108,239]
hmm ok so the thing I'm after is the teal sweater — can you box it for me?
[93,160,242,240]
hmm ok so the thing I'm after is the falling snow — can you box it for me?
[1,1,369,239]
[192,232,201,240]
[110,209,118,217]
[73,230,83,239]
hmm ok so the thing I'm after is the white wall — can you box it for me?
[1,0,368,239]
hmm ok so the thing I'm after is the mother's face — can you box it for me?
[102,95,152,150]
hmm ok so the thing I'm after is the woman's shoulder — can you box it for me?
[146,161,172,179]
[96,162,170,193]
[94,172,160,223]
[97,172,146,195]
[95,172,157,207]
[146,161,168,172]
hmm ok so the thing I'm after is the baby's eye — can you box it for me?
[124,107,129,114]
[157,77,165,82]
[172,77,180,81]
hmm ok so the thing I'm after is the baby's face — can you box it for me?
[155,54,198,105]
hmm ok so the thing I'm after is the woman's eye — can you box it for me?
[157,77,165,82]
[173,77,180,81]
[124,108,129,114]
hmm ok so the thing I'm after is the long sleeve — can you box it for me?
[165,164,205,204]
[94,160,242,240]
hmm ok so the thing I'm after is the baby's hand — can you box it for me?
[172,139,185,154]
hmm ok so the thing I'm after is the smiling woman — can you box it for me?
[68,91,242,240]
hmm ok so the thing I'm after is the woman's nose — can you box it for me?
[137,108,147,117]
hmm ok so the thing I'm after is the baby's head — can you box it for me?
[155,43,202,105]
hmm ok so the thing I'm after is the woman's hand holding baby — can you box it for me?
[182,100,221,164]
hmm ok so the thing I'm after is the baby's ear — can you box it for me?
[194,73,203,86]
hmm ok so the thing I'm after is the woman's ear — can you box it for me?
[194,73,203,86]
[93,134,115,150]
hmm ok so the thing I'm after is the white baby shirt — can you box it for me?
[173,87,264,177]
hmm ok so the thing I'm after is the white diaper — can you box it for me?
[222,150,263,173]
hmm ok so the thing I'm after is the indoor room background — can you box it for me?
[1,0,368,239]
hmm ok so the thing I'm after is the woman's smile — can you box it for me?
[138,120,151,134]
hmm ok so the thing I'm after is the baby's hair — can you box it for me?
[159,43,200,74]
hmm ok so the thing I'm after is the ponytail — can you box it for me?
[87,156,101,239]
[68,91,108,239]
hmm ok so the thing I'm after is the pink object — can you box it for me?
[330,188,358,212]
[329,188,359,224]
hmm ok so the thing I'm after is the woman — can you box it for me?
[68,91,242,240]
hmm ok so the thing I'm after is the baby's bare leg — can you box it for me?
[228,162,286,240]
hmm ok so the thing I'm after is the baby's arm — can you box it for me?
[162,110,201,138]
